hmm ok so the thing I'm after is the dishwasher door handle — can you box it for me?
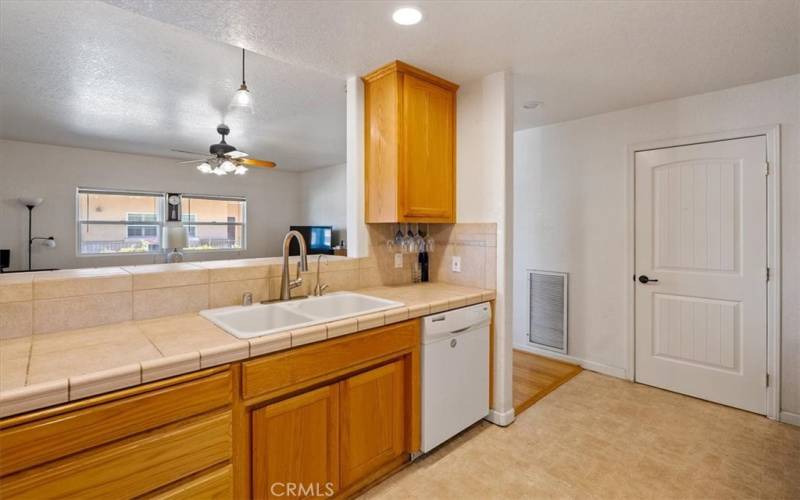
[449,326,472,334]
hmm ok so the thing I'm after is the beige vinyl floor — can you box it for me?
[362,371,800,499]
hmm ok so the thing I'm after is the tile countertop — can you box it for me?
[0,283,495,418]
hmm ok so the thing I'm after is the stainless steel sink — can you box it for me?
[200,292,403,339]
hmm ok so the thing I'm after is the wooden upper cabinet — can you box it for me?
[363,61,458,223]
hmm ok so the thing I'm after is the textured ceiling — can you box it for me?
[0,0,346,171]
[106,0,800,130]
[107,0,800,129]
[1,0,797,168]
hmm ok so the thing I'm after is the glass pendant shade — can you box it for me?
[229,49,254,113]
[220,160,236,172]
[213,167,227,176]
[197,162,213,174]
[234,165,248,175]
[229,85,254,113]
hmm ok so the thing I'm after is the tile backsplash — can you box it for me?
[0,223,496,339]
[367,222,497,290]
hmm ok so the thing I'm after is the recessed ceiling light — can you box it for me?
[522,100,543,110]
[393,7,423,25]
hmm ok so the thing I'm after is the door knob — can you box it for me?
[638,275,659,284]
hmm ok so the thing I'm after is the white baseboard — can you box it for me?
[780,411,800,427]
[485,407,515,427]
[514,343,628,380]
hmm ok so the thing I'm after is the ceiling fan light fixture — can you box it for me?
[213,167,227,176]
[220,160,237,172]
[229,48,255,113]
[234,165,248,175]
[197,162,213,174]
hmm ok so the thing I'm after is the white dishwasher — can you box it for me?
[421,302,491,452]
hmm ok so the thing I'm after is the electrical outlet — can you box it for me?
[394,253,403,269]
[451,256,462,273]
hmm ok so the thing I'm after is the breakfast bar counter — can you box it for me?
[0,282,494,418]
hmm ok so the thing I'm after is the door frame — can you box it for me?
[625,125,781,420]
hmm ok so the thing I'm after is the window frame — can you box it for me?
[75,188,247,257]
[179,194,247,253]
[76,188,165,257]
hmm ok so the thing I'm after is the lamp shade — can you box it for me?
[165,224,188,250]
[229,86,254,113]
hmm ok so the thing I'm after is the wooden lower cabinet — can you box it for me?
[0,320,421,499]
[249,360,411,499]
[246,321,420,498]
[251,385,340,499]
[340,361,405,488]
[146,464,233,500]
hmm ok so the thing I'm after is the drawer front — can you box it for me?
[0,411,232,499]
[0,370,232,476]
[146,464,233,500]
[242,320,419,401]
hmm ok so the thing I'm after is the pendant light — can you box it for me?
[229,48,254,113]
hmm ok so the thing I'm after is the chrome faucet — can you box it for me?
[279,230,309,300]
[313,254,329,296]
[241,292,253,306]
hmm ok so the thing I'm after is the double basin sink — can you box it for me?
[200,292,404,339]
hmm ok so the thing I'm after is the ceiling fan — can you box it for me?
[173,124,276,176]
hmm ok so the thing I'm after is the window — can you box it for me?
[180,195,246,251]
[181,213,198,238]
[77,189,246,255]
[77,189,164,255]
[127,213,159,238]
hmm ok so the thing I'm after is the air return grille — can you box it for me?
[527,270,568,353]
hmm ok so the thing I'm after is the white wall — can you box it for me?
[299,163,347,245]
[457,71,515,425]
[0,140,303,270]
[512,74,800,415]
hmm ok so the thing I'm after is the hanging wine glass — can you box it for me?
[402,224,416,253]
[387,224,403,251]
[414,223,425,253]
[424,223,435,253]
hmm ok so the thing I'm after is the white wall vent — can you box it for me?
[527,270,568,353]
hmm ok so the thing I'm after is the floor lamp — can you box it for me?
[19,197,56,271]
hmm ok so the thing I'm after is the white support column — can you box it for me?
[457,71,515,426]
[345,76,369,258]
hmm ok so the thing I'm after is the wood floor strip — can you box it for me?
[513,350,582,415]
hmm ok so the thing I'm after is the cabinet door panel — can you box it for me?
[251,385,339,499]
[0,412,232,499]
[401,74,455,221]
[146,464,232,500]
[340,361,405,487]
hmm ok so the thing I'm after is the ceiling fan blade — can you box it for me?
[225,150,248,159]
[240,158,277,168]
[171,148,208,156]
[176,157,211,164]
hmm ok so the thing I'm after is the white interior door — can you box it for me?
[634,136,767,414]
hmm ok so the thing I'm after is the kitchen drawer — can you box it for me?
[146,464,233,500]
[242,320,419,401]
[0,369,232,476]
[0,411,232,499]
